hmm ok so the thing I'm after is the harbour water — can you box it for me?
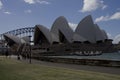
[51,52,120,61]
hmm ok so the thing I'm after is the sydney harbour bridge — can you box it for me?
[0,27,35,42]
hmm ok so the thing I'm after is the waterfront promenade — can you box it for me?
[11,55,120,75]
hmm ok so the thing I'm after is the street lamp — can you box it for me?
[29,35,32,64]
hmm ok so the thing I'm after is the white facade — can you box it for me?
[94,24,105,41]
[72,33,87,42]
[101,29,108,40]
[34,25,59,45]
[51,16,73,43]
[34,25,53,44]
[21,36,30,44]
[4,34,22,45]
[75,15,96,43]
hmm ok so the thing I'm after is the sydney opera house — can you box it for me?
[3,15,117,56]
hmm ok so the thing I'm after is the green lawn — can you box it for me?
[0,56,120,80]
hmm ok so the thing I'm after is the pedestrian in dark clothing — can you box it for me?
[5,50,9,58]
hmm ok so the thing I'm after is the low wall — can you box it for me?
[33,56,120,67]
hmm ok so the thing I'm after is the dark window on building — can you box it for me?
[96,40,103,44]
[73,41,82,44]
[84,41,90,44]
[65,49,71,51]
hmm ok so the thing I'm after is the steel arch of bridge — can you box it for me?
[0,27,35,40]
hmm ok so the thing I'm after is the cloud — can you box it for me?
[0,0,3,9]
[80,0,107,12]
[68,22,77,31]
[24,9,32,13]
[95,12,120,22]
[24,0,50,4]
[113,34,120,44]
[24,0,34,4]
[95,15,109,22]
[4,11,11,14]
[107,33,114,39]
[37,1,50,4]
[110,12,120,20]
[102,5,107,10]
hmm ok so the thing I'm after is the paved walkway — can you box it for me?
[11,55,120,75]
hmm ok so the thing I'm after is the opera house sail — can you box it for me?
[51,16,73,43]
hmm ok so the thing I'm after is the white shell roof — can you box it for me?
[21,36,30,44]
[51,32,59,42]
[34,25,53,44]
[34,25,59,44]
[75,15,96,43]
[72,33,87,42]
[3,15,109,45]
[101,29,108,39]
[51,16,73,43]
[94,24,105,41]
[4,34,21,44]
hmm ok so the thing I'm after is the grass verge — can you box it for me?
[0,56,120,80]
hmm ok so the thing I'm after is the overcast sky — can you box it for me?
[0,0,120,43]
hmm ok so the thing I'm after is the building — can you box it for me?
[3,15,117,56]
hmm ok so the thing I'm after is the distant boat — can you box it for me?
[74,51,102,56]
